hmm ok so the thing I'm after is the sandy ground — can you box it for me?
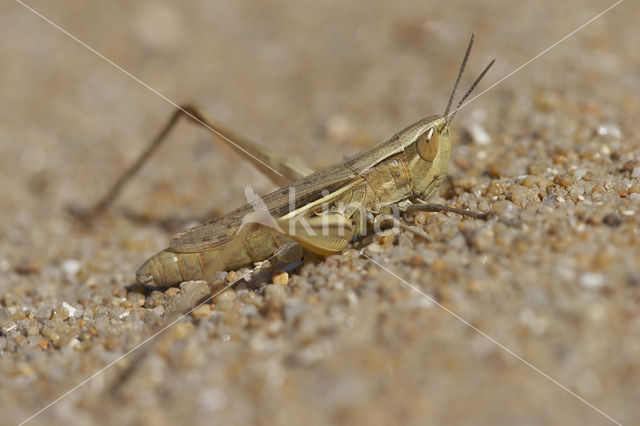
[1,0,639,425]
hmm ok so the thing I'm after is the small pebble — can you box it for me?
[53,306,69,321]
[61,259,82,281]
[602,214,621,227]
[14,362,35,376]
[409,254,424,267]
[62,301,77,318]
[413,211,428,226]
[596,123,622,138]
[173,322,195,339]
[455,176,478,190]
[571,168,587,180]
[509,185,531,207]
[553,174,576,189]
[226,271,241,283]
[492,200,517,218]
[14,259,41,275]
[272,271,289,286]
[366,243,382,254]
[168,281,211,314]
[467,122,492,145]
[216,289,237,303]
[377,232,395,247]
[264,285,285,310]
[165,287,180,297]
[191,305,212,319]
[35,306,52,321]
[241,304,259,317]
[37,338,48,351]
[580,273,605,290]
[486,180,508,196]
[283,299,306,322]
[471,228,494,253]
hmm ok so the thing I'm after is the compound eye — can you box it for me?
[416,127,439,161]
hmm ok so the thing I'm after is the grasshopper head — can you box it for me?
[406,34,494,200]
[404,116,451,199]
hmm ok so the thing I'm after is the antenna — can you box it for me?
[446,58,495,126]
[443,33,475,118]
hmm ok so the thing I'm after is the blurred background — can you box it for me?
[3,0,636,222]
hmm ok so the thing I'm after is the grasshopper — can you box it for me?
[75,34,494,288]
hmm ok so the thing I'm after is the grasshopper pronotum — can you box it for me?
[76,34,494,288]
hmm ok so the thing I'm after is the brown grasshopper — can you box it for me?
[75,34,494,288]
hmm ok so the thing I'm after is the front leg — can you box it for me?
[405,200,493,220]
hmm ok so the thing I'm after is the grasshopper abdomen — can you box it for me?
[136,229,290,286]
